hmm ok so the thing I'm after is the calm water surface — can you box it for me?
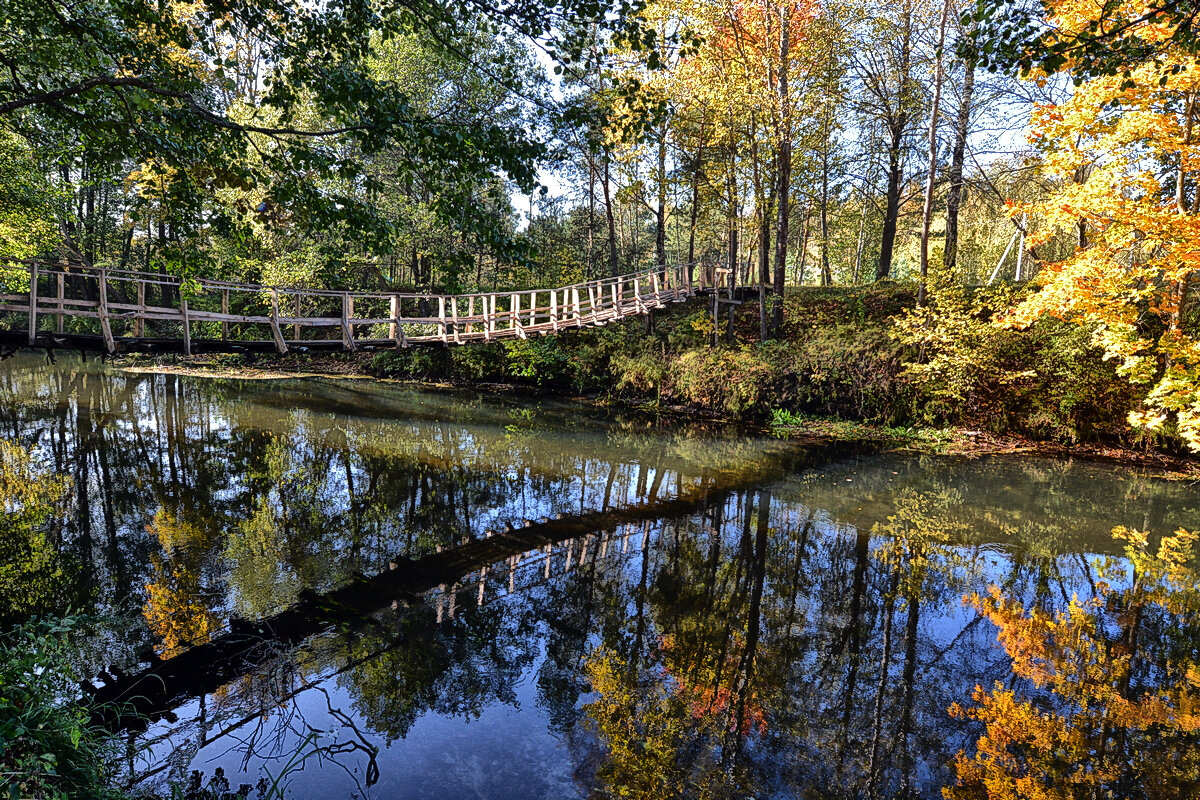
[3,352,1199,799]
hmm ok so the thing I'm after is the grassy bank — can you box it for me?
[122,284,1185,461]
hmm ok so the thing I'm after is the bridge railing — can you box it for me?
[0,258,729,354]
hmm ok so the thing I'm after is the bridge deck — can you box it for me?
[0,259,729,355]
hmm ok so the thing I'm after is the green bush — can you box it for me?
[369,348,449,379]
[0,617,124,800]
[449,343,507,381]
[503,337,571,386]
[670,347,777,416]
[893,283,1140,443]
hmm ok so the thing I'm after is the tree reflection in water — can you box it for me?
[2,353,1200,798]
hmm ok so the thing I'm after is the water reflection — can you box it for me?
[3,353,1200,799]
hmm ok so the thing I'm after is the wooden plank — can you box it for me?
[269,289,288,354]
[136,281,146,337]
[97,269,116,353]
[26,261,37,345]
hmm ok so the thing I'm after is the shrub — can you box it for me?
[0,617,125,800]
[893,283,1140,443]
[449,343,507,381]
[503,337,571,386]
[369,348,448,379]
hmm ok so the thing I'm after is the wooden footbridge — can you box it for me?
[0,258,730,355]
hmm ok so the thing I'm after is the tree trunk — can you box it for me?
[918,0,951,306]
[819,112,832,286]
[655,130,668,266]
[772,8,793,332]
[876,122,906,281]
[603,149,619,278]
[944,58,976,273]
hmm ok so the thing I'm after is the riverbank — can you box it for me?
[112,350,1200,478]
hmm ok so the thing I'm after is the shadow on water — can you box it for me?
[3,351,1200,799]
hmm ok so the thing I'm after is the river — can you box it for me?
[2,352,1198,799]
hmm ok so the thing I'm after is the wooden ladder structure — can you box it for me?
[0,259,728,355]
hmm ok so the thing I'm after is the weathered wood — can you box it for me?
[135,281,146,337]
[269,289,288,354]
[389,295,404,347]
[3,259,714,354]
[56,272,65,334]
[341,293,356,351]
[180,295,192,356]
[27,262,37,345]
[97,270,116,353]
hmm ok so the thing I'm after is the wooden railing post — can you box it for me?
[293,294,302,341]
[97,268,116,353]
[437,296,447,343]
[56,272,65,334]
[180,292,192,356]
[341,293,356,350]
[135,280,146,337]
[451,296,461,343]
[220,288,229,339]
[269,288,288,354]
[26,262,38,345]
[550,289,559,331]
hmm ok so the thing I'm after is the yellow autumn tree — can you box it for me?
[142,508,220,658]
[0,441,71,619]
[945,527,1200,800]
[1010,3,1200,448]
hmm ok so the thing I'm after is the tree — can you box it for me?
[1005,35,1200,449]
[968,0,1200,79]
[0,0,660,266]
